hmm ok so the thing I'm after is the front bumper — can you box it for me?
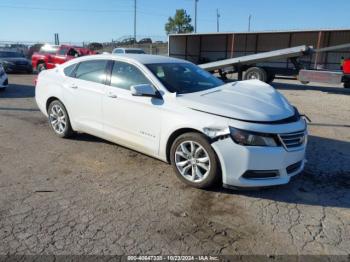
[212,137,306,188]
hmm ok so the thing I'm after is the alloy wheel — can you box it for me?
[49,104,67,135]
[174,141,211,183]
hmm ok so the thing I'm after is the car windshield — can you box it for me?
[39,46,59,54]
[0,51,24,58]
[146,63,224,94]
[125,49,145,54]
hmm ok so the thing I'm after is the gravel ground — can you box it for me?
[0,75,349,256]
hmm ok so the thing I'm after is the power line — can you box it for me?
[0,4,132,13]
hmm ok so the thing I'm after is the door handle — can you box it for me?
[70,84,78,89]
[107,93,118,98]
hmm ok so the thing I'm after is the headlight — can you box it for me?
[203,127,230,138]
[3,61,15,66]
[229,127,278,147]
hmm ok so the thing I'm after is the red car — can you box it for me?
[31,44,95,72]
[343,59,350,88]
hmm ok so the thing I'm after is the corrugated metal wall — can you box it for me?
[169,30,350,70]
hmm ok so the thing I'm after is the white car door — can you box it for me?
[63,59,108,135]
[102,60,163,155]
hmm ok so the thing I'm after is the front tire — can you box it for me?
[37,63,47,73]
[170,132,220,189]
[48,100,74,138]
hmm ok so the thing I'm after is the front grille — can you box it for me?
[286,161,303,174]
[278,130,306,150]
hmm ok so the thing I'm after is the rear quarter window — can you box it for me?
[63,64,77,77]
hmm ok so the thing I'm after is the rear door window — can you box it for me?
[74,60,108,84]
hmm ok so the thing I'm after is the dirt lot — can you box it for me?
[0,74,349,256]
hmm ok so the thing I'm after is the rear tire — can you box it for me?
[266,73,275,83]
[244,67,268,82]
[170,132,220,189]
[47,100,74,138]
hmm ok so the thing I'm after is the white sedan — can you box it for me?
[35,54,307,189]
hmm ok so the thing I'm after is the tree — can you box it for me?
[165,9,194,34]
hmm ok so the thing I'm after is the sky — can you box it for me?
[0,0,349,44]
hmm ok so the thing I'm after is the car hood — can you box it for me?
[0,57,29,63]
[177,80,295,122]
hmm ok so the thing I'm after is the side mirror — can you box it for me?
[130,84,161,98]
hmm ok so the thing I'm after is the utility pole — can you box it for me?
[194,0,198,33]
[134,0,137,44]
[54,33,59,45]
[248,14,252,32]
[216,9,220,32]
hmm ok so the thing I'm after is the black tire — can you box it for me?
[266,73,275,83]
[344,82,350,88]
[300,81,309,85]
[244,67,268,82]
[170,132,220,189]
[47,100,74,138]
[37,63,47,73]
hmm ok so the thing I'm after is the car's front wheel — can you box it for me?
[170,132,220,189]
[37,63,47,73]
[48,100,74,138]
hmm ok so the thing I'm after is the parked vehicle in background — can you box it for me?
[0,51,33,74]
[0,64,8,90]
[120,38,137,45]
[112,48,145,54]
[138,38,152,44]
[31,44,95,72]
[35,54,307,189]
[342,59,350,88]
[154,41,164,44]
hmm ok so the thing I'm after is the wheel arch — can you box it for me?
[46,96,61,113]
[165,127,205,163]
[36,60,46,70]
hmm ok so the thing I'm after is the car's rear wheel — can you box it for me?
[48,100,74,138]
[170,132,220,189]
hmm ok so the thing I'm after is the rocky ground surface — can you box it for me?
[0,75,349,256]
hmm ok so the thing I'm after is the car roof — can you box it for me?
[114,48,143,51]
[70,54,188,65]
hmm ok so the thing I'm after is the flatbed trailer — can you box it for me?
[198,43,350,88]
[199,45,311,82]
